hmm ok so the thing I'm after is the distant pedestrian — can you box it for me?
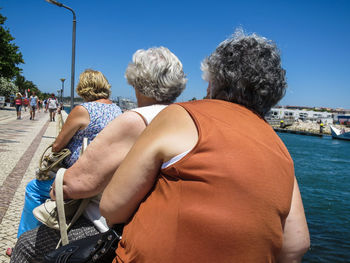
[29,92,38,120]
[47,93,58,121]
[320,122,324,133]
[23,97,29,112]
[43,99,47,112]
[14,93,22,119]
[37,99,42,112]
[280,119,285,128]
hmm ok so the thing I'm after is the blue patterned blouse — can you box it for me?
[63,102,122,167]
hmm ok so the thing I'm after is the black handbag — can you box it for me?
[44,224,124,263]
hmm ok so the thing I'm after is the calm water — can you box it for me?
[63,105,72,114]
[278,133,350,262]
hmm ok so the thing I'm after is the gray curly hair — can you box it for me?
[125,47,187,103]
[201,29,287,117]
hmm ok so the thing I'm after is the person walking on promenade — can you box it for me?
[29,91,38,120]
[23,97,29,112]
[14,93,23,119]
[47,93,58,121]
[37,99,42,112]
[43,99,47,112]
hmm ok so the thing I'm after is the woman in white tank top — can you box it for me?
[11,46,187,263]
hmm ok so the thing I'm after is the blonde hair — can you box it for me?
[76,69,111,101]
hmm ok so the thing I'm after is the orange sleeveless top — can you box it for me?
[114,100,295,263]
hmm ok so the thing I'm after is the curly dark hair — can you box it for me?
[201,29,287,117]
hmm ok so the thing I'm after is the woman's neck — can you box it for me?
[137,97,166,107]
[92,98,112,104]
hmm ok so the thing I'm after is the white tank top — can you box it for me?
[131,104,167,125]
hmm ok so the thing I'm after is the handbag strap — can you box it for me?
[54,137,90,247]
[38,144,54,169]
[38,145,71,173]
[55,168,69,246]
[55,169,92,247]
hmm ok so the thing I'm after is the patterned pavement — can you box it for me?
[0,106,59,262]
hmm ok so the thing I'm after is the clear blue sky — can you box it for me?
[1,0,350,109]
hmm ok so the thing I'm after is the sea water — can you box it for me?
[279,133,350,262]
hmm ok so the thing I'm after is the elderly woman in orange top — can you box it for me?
[101,29,310,263]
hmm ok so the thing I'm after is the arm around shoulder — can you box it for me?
[278,177,310,263]
[62,111,147,199]
[100,104,198,224]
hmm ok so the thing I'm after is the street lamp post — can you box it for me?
[60,78,65,103]
[45,0,76,110]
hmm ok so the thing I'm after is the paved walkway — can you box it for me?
[0,106,60,262]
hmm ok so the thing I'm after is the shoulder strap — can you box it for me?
[55,168,69,246]
[54,138,92,248]
[38,144,54,168]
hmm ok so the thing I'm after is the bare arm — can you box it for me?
[278,177,310,263]
[100,105,198,224]
[58,111,147,200]
[52,105,90,152]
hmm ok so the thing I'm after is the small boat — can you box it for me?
[330,126,350,141]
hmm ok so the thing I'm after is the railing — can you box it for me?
[56,111,66,136]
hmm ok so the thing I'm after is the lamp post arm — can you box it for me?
[61,5,76,21]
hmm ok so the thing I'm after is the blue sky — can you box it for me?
[1,0,350,109]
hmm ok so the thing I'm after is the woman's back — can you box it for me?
[64,102,122,167]
[117,100,295,262]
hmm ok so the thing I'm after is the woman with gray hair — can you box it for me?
[10,47,187,263]
[101,29,310,262]
[126,46,186,104]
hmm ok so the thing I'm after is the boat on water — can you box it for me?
[330,125,350,141]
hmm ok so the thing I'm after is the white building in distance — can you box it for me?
[267,108,333,124]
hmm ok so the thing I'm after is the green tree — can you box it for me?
[14,73,26,94]
[23,80,41,98]
[0,76,18,97]
[14,74,45,98]
[41,92,52,100]
[0,11,24,79]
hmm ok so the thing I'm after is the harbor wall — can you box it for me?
[269,119,349,136]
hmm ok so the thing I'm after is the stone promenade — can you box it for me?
[0,106,60,263]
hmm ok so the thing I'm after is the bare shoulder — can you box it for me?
[146,104,196,135]
[102,110,147,137]
[119,110,147,127]
[64,105,89,125]
[70,105,88,116]
[151,104,190,123]
[142,104,198,162]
